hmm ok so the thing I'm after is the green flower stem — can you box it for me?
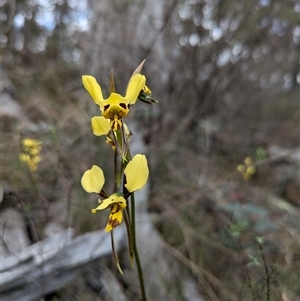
[114,149,119,189]
[120,128,147,300]
[258,241,271,301]
[120,122,128,157]
[123,146,131,225]
[123,208,134,267]
[130,193,148,301]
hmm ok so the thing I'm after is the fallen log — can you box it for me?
[0,227,126,301]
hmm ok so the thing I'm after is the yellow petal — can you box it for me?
[22,138,42,148]
[124,154,149,192]
[82,75,104,105]
[19,153,31,163]
[105,204,124,231]
[101,93,129,111]
[237,164,246,172]
[246,166,256,175]
[27,147,41,156]
[105,93,127,106]
[125,74,146,105]
[19,153,41,171]
[101,93,129,119]
[81,165,105,193]
[22,138,42,155]
[91,116,110,136]
[94,194,126,211]
[244,157,253,166]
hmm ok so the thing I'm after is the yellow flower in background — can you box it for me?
[82,154,149,231]
[19,138,42,171]
[21,138,42,155]
[82,73,146,131]
[244,157,253,166]
[237,156,256,181]
[19,153,41,171]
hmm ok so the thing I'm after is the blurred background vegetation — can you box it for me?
[1,0,299,300]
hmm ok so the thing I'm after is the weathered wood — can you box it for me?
[0,208,31,259]
[0,227,126,301]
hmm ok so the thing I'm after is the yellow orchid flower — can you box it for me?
[82,67,146,131]
[92,193,127,231]
[84,154,149,231]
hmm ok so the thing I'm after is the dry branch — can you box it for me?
[0,227,126,301]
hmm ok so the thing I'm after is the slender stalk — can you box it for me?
[119,124,147,300]
[238,238,255,301]
[111,230,123,274]
[258,242,271,301]
[114,149,119,189]
[130,193,148,301]
[123,208,134,267]
[10,192,39,243]
[120,121,128,158]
